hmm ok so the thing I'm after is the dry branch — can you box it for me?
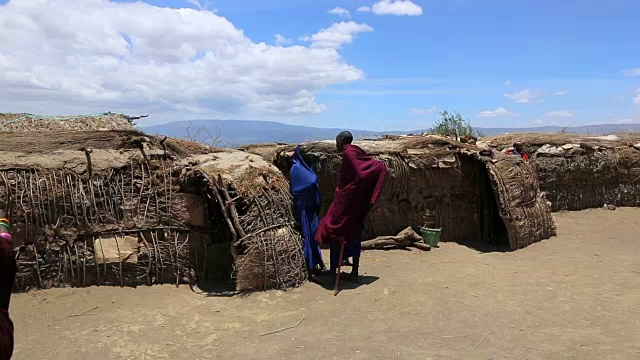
[361,227,431,251]
[125,114,149,121]
[259,315,305,336]
[68,306,99,318]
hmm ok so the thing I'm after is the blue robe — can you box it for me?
[290,146,324,270]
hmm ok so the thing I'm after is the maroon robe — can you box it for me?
[315,144,388,245]
[0,236,14,360]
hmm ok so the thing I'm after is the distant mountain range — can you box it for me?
[141,119,640,148]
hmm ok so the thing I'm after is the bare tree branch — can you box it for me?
[185,121,222,146]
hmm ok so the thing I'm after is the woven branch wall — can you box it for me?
[2,159,202,291]
[181,154,306,292]
[485,157,557,249]
[530,150,640,211]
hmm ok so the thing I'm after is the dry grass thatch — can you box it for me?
[3,130,304,292]
[482,133,640,211]
[272,135,556,250]
[238,143,289,163]
[0,112,139,132]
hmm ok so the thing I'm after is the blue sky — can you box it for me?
[1,0,639,130]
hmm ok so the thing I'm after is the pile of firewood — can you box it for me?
[362,227,431,251]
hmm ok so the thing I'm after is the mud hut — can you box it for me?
[178,151,305,291]
[2,129,304,292]
[271,136,556,250]
[481,133,640,211]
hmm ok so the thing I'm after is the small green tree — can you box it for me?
[430,111,480,138]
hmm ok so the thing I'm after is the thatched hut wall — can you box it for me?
[1,130,203,291]
[273,136,555,250]
[3,130,305,292]
[482,133,640,211]
[178,151,305,291]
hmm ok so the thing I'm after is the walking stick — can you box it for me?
[334,242,345,296]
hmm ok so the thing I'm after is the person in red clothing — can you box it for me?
[0,209,15,360]
[315,131,388,283]
[508,143,529,161]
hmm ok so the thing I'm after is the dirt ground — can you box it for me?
[10,208,640,360]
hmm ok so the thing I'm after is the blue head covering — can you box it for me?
[290,146,321,213]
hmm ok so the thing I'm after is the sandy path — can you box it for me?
[10,208,640,359]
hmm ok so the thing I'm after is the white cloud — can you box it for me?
[623,68,640,77]
[533,119,544,124]
[634,88,640,106]
[554,90,568,96]
[301,22,373,49]
[326,89,445,96]
[328,6,351,18]
[359,0,423,16]
[0,0,369,119]
[545,110,574,118]
[411,106,437,115]
[503,89,543,104]
[478,107,519,118]
[504,80,511,86]
[617,118,635,124]
[274,34,292,46]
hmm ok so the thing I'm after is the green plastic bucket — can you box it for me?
[420,228,441,247]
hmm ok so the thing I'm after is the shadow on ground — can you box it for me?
[195,280,240,297]
[447,239,512,254]
[310,272,379,292]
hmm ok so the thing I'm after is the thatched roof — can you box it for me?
[481,133,640,154]
[0,130,213,175]
[0,112,139,132]
[272,135,555,250]
[243,135,480,163]
[238,143,289,163]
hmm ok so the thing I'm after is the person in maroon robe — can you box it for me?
[0,209,15,360]
[315,131,388,281]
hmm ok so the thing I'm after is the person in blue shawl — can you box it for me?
[290,146,325,275]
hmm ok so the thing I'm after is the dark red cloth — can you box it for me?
[315,144,388,245]
[0,310,12,360]
[0,237,15,360]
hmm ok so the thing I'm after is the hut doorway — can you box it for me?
[456,155,510,250]
[478,165,510,249]
[195,185,237,293]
